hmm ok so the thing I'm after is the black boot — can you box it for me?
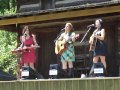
[68,68,74,78]
[62,69,68,78]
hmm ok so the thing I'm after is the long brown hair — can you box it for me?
[22,26,32,37]
[95,19,103,29]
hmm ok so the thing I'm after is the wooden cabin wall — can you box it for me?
[55,0,111,8]
[17,0,113,12]
[105,21,118,76]
[35,31,59,78]
[41,0,54,9]
[115,21,120,76]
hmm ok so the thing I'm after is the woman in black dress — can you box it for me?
[89,19,107,69]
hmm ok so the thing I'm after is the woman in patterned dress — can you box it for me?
[57,23,76,77]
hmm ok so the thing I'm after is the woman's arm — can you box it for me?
[71,32,76,42]
[32,34,39,46]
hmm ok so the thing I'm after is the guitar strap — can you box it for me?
[67,32,73,44]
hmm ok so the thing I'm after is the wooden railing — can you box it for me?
[0,77,120,90]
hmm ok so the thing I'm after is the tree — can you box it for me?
[0,0,17,75]
[0,30,17,75]
[0,0,16,14]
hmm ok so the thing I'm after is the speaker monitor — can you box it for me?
[89,62,105,77]
[49,64,58,79]
[21,66,44,79]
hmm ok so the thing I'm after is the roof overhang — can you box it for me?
[0,1,120,26]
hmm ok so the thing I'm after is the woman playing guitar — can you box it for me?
[89,19,107,71]
[55,22,78,78]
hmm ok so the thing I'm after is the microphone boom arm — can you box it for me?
[80,27,92,44]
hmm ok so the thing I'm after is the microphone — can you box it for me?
[87,24,95,28]
[61,28,65,31]
[24,33,27,37]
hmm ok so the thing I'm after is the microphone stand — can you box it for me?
[79,27,92,77]
[54,30,64,43]
[80,27,92,44]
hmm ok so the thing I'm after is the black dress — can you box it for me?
[93,30,107,57]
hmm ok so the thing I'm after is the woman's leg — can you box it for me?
[68,61,73,68]
[100,56,106,69]
[89,56,99,76]
[61,61,68,77]
[93,56,99,63]
[16,63,21,80]
[68,61,74,77]
[24,63,28,67]
[29,63,36,71]
[61,61,67,69]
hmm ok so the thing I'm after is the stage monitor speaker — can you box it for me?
[49,64,58,79]
[21,66,44,79]
[89,62,105,77]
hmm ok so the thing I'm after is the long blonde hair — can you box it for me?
[66,22,74,31]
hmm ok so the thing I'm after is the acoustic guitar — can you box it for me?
[55,34,79,55]
[89,37,97,51]
[89,30,98,51]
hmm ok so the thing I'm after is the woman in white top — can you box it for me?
[57,22,76,78]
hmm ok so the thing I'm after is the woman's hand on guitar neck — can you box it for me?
[23,46,28,50]
[72,34,79,42]
[22,45,40,50]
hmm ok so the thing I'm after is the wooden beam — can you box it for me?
[0,5,120,26]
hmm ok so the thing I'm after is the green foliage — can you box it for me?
[0,30,17,75]
[0,0,16,14]
[0,0,17,76]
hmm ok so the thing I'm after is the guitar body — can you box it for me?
[55,34,79,54]
[11,49,22,54]
[55,39,67,55]
[89,37,97,51]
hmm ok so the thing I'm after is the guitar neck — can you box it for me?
[25,45,40,49]
[89,37,97,51]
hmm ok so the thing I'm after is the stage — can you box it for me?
[0,77,120,90]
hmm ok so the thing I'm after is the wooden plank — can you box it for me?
[104,79,114,90]
[91,79,102,90]
[99,79,105,90]
[72,80,80,90]
[0,5,120,26]
[114,79,120,90]
[79,80,87,90]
